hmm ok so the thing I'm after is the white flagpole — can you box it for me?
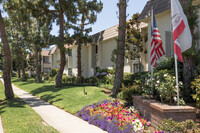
[151,9,154,96]
[171,0,179,105]
[175,55,179,105]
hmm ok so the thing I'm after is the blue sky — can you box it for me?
[1,0,148,36]
[51,0,148,36]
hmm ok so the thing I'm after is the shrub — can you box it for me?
[191,75,200,108]
[153,69,183,105]
[50,69,57,77]
[87,76,98,84]
[158,119,199,133]
[121,84,144,105]
[98,84,113,90]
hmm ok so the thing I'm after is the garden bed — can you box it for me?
[132,96,196,128]
[78,99,151,133]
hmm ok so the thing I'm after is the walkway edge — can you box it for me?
[0,116,4,133]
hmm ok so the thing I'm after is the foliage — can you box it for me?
[154,57,183,81]
[191,75,200,107]
[12,79,111,114]
[98,84,113,90]
[125,13,143,63]
[72,0,103,77]
[78,99,151,133]
[50,69,57,77]
[153,70,178,104]
[158,119,199,133]
[0,81,58,133]
[121,84,144,105]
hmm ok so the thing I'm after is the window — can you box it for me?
[68,49,72,56]
[95,45,98,54]
[43,56,50,63]
[68,68,72,77]
[133,63,140,73]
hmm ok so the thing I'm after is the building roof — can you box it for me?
[139,0,171,21]
[49,46,58,55]
[91,25,118,43]
[41,50,50,56]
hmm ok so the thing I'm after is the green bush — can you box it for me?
[98,84,113,90]
[158,119,199,133]
[50,69,57,77]
[191,75,200,108]
[87,76,98,84]
[121,84,144,105]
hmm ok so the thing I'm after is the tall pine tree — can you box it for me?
[73,0,103,77]
[0,2,14,99]
[112,0,127,97]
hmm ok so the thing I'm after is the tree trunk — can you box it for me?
[17,68,21,79]
[55,6,66,87]
[0,11,14,99]
[77,6,85,77]
[20,49,26,81]
[35,48,41,83]
[17,57,21,79]
[183,56,196,102]
[77,44,82,77]
[112,0,126,97]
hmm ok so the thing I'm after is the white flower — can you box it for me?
[132,119,144,132]
[156,80,160,84]
[179,81,183,86]
[173,97,177,101]
[129,106,136,113]
[164,74,168,77]
[173,77,175,79]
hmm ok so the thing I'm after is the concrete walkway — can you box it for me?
[0,116,3,133]
[1,78,107,133]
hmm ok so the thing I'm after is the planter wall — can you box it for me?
[132,96,196,128]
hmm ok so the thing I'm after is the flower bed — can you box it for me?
[78,99,151,133]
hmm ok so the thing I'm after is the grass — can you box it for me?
[12,78,111,114]
[0,81,58,133]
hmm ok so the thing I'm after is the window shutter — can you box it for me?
[165,31,174,57]
[91,45,96,68]
[68,56,72,68]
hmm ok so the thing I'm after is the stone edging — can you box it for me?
[132,96,196,127]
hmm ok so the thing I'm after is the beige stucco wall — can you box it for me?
[51,51,60,69]
[147,10,171,70]
[72,46,78,76]
[99,38,117,69]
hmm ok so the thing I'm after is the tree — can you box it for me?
[73,0,103,77]
[30,0,78,87]
[180,0,200,101]
[125,13,143,72]
[5,0,31,81]
[0,8,14,99]
[112,0,127,97]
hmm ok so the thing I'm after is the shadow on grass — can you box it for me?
[30,85,77,95]
[0,98,26,114]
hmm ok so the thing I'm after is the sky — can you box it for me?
[50,0,148,36]
[1,0,148,36]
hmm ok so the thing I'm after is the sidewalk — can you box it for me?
[0,117,3,133]
[1,78,107,133]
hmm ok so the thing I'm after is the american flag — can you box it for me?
[150,11,165,68]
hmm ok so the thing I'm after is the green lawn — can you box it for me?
[12,79,111,114]
[0,81,58,133]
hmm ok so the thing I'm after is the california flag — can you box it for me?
[171,0,192,62]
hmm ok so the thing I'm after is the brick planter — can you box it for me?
[132,96,196,128]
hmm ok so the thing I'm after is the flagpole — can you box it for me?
[175,54,179,106]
